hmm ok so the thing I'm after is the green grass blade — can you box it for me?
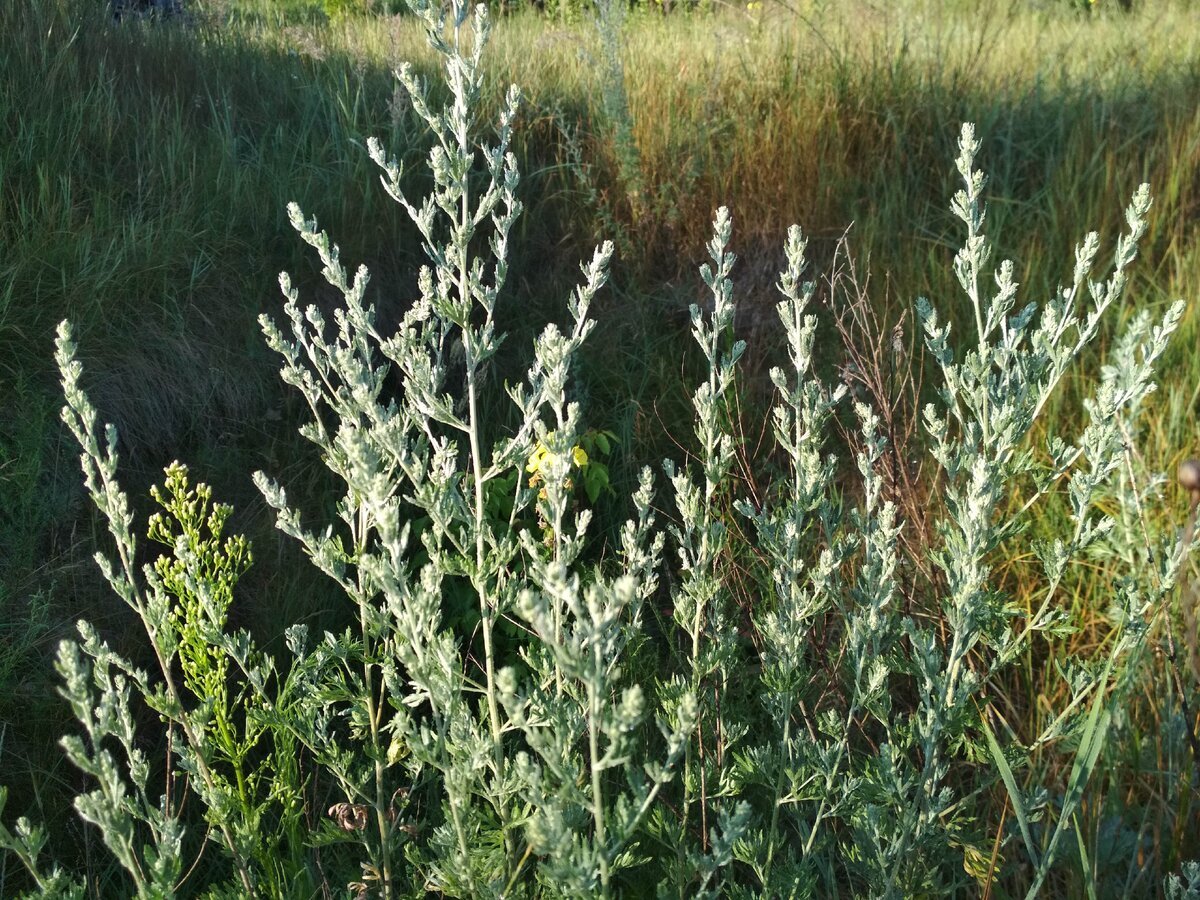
[980,708,1040,871]
[1025,655,1116,900]
[1073,813,1097,900]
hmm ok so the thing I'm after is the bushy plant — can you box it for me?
[1,0,1188,896]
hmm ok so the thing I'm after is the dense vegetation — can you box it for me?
[2,0,1199,895]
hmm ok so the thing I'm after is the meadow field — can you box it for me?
[2,0,1199,895]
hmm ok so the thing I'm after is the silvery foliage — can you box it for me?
[5,5,1186,896]
[0,792,84,900]
[649,207,756,899]
[728,125,1184,897]
[10,324,270,898]
[12,5,697,896]
[906,127,1182,899]
[256,2,691,895]
[1168,861,1200,899]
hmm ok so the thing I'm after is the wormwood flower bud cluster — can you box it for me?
[2,2,1191,897]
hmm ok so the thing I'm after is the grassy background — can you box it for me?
[2,0,1199,892]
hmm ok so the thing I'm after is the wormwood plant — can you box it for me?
[1,0,1190,896]
[725,132,1186,897]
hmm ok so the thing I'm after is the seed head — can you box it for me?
[1178,459,1200,494]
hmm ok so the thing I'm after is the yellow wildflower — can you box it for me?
[526,440,588,484]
